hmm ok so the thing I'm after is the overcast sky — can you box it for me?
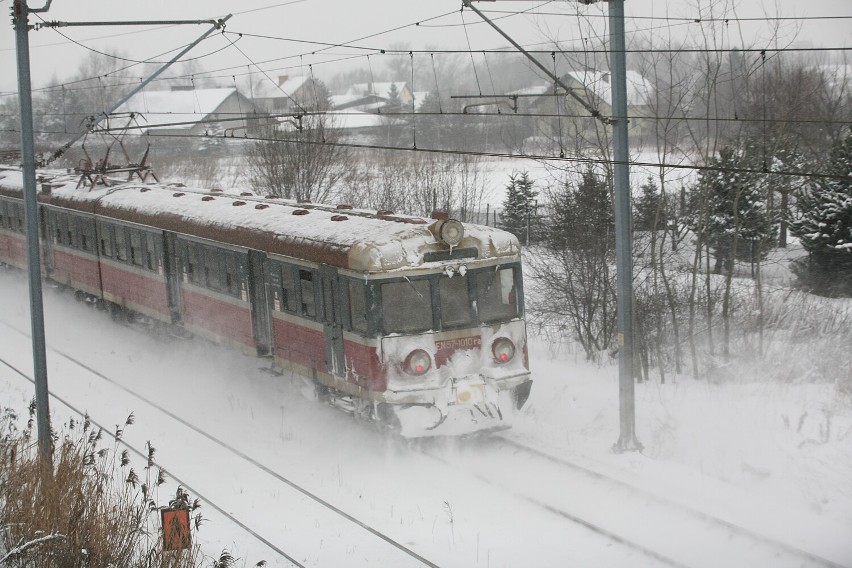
[1,0,849,94]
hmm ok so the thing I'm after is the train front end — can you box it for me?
[379,302,531,437]
[352,217,532,437]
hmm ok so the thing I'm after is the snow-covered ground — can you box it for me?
[1,268,851,567]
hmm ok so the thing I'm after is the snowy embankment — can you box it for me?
[1,265,851,567]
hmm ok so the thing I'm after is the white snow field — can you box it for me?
[1,268,850,567]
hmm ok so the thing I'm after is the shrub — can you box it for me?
[0,406,214,568]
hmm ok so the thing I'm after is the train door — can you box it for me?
[319,265,345,377]
[40,206,55,276]
[162,232,183,324]
[247,250,274,357]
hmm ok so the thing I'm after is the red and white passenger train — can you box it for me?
[0,167,532,435]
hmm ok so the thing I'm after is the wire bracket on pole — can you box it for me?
[43,13,232,167]
[461,0,613,126]
[33,18,225,30]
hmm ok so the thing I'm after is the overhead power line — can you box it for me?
[67,124,850,183]
[5,106,850,131]
[476,10,852,24]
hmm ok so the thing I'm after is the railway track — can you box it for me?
[0,319,439,568]
[491,433,844,567]
[412,433,849,568]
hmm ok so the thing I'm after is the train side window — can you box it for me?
[348,280,368,333]
[272,264,296,312]
[99,223,113,257]
[224,253,240,297]
[56,213,68,245]
[129,230,144,266]
[80,219,95,254]
[66,215,78,248]
[299,269,316,318]
[45,210,58,244]
[203,247,221,290]
[185,243,199,284]
[439,274,472,328]
[281,266,297,311]
[0,202,7,230]
[114,227,128,261]
[4,202,13,231]
[145,233,159,272]
[381,279,433,334]
[476,267,519,323]
[268,264,282,311]
[14,204,24,233]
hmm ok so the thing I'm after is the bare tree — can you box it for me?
[337,151,489,219]
[527,168,617,361]
[245,115,352,202]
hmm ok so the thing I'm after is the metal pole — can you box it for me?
[461,0,610,126]
[45,13,232,166]
[609,0,641,452]
[13,0,52,460]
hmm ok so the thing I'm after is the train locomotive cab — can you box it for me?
[349,217,532,437]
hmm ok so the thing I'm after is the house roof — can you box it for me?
[278,110,405,131]
[347,82,409,98]
[114,87,240,131]
[329,94,390,112]
[508,85,549,97]
[252,76,311,100]
[564,70,654,107]
[327,110,405,129]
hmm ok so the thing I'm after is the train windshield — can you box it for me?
[439,274,472,327]
[382,279,433,333]
[476,267,519,323]
[379,265,520,334]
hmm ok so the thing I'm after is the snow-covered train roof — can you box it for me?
[0,168,520,273]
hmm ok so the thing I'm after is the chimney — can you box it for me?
[278,75,289,86]
[601,72,610,84]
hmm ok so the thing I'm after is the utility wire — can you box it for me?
[475,10,852,24]
[4,33,848,100]
[221,33,309,116]
[31,12,231,67]
[73,125,850,183]
[0,7,460,97]
[0,0,307,54]
[8,106,850,129]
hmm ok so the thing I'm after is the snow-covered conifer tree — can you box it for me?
[687,145,776,274]
[789,130,852,294]
[499,171,539,245]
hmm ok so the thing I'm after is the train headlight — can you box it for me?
[492,338,515,364]
[404,349,432,376]
[438,219,464,247]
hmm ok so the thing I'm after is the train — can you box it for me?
[0,166,532,436]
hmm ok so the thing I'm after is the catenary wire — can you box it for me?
[73,125,851,183]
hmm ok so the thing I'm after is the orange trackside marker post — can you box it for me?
[161,508,191,551]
